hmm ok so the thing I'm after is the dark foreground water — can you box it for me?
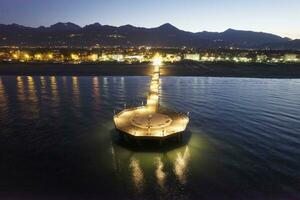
[0,75,300,200]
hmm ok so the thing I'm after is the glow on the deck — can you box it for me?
[114,54,189,138]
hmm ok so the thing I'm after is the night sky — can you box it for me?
[0,0,299,39]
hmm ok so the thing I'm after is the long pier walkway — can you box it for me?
[113,54,189,140]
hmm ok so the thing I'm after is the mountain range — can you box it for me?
[0,22,299,50]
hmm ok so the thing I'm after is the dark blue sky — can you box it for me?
[0,0,299,39]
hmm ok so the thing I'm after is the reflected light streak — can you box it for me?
[130,157,144,193]
[27,76,39,119]
[0,77,6,96]
[103,77,109,96]
[72,76,80,108]
[50,76,57,91]
[0,77,8,118]
[93,77,101,109]
[50,76,60,106]
[174,146,191,185]
[27,76,37,102]
[17,76,26,103]
[62,76,67,88]
[49,76,60,117]
[111,142,119,173]
[155,157,166,190]
[40,76,46,89]
[120,76,125,91]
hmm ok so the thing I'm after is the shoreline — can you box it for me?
[0,61,300,78]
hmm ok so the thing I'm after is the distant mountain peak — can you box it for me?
[118,24,138,32]
[10,23,21,26]
[51,22,78,26]
[37,26,47,30]
[120,24,135,28]
[88,22,102,27]
[157,23,179,31]
[8,23,27,28]
[49,22,81,31]
[83,22,102,29]
[224,28,238,33]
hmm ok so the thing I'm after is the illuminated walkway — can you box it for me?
[113,55,189,140]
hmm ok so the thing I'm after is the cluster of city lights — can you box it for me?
[1,49,299,64]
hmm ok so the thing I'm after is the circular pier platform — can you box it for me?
[114,106,189,140]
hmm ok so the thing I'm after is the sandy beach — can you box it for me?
[0,61,300,78]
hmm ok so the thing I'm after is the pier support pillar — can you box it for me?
[118,131,124,140]
[159,139,163,146]
[177,133,183,143]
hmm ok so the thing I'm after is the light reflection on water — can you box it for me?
[173,146,190,185]
[27,76,39,119]
[155,156,166,190]
[50,76,58,98]
[129,157,145,193]
[0,77,8,120]
[17,76,25,102]
[93,77,101,110]
[0,75,300,200]
[72,76,80,109]
[110,140,194,199]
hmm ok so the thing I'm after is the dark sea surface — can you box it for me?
[0,75,300,200]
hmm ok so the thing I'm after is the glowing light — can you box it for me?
[152,53,163,66]
[13,54,18,59]
[89,54,98,62]
[34,54,42,60]
[48,53,53,59]
[24,53,30,60]
[71,53,79,61]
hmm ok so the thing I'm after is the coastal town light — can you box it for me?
[90,54,98,62]
[24,53,30,60]
[13,54,18,59]
[48,53,53,59]
[71,53,79,61]
[152,54,163,66]
[3,49,300,65]
[35,54,42,60]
